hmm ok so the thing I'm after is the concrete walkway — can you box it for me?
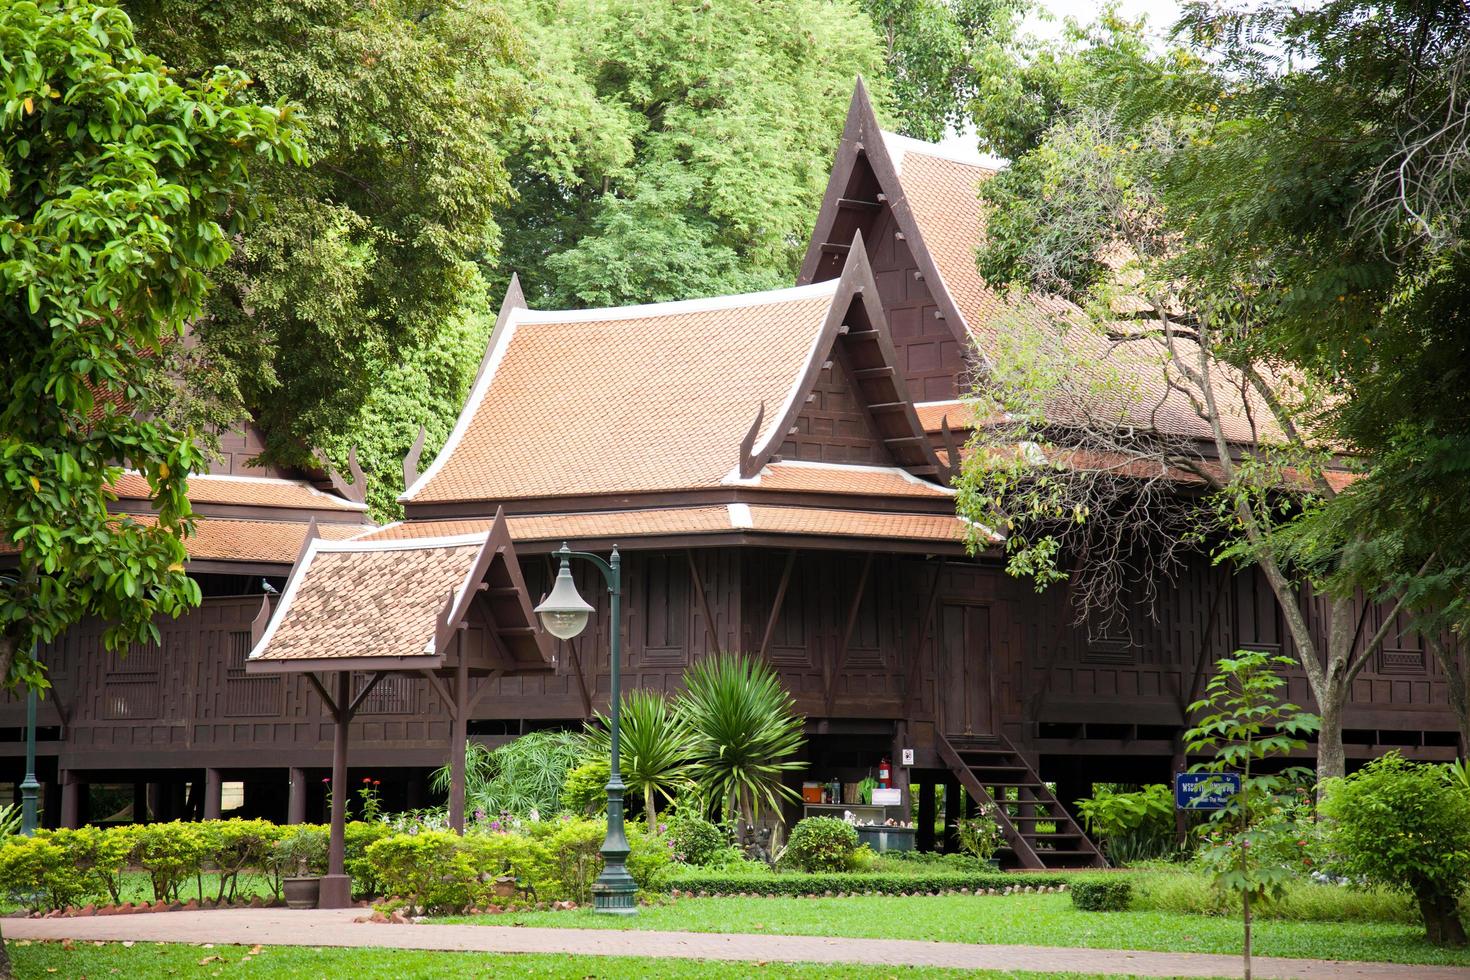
[7,907,1470,979]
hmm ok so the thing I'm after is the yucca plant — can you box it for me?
[587,689,697,826]
[676,653,805,824]
[0,802,20,839]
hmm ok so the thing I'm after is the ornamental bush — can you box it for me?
[46,826,130,906]
[127,821,210,902]
[1070,878,1133,911]
[656,868,1071,897]
[344,821,393,899]
[781,817,859,873]
[1075,784,1176,865]
[1320,753,1470,946]
[0,834,94,911]
[666,812,725,866]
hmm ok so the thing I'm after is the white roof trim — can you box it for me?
[247,538,320,661]
[512,280,837,326]
[727,503,753,529]
[749,306,831,460]
[116,470,368,511]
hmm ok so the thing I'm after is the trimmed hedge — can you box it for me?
[1071,878,1133,911]
[657,869,1075,897]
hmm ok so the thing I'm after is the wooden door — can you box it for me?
[939,603,992,736]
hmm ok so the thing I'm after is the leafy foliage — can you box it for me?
[781,817,859,873]
[0,0,302,689]
[1071,878,1133,911]
[435,730,592,821]
[953,806,1005,863]
[676,653,806,823]
[1320,753,1470,946]
[130,0,529,496]
[559,758,611,818]
[1185,651,1322,975]
[586,688,697,826]
[1076,784,1176,865]
[656,868,1071,896]
[493,0,886,310]
[665,812,727,867]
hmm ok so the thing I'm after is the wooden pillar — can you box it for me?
[319,672,353,909]
[287,767,308,824]
[942,778,961,852]
[203,768,223,821]
[59,771,81,829]
[916,779,937,852]
[448,660,469,834]
[890,721,911,814]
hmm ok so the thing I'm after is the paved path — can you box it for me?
[8,907,1469,979]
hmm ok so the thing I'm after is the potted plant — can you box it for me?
[954,806,1005,869]
[278,827,327,909]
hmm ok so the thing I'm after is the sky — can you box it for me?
[932,0,1185,160]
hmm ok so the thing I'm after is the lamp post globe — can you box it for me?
[534,555,594,640]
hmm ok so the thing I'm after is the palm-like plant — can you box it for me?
[0,802,20,839]
[676,653,805,823]
[587,689,696,826]
[433,729,590,820]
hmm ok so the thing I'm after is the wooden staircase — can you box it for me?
[938,733,1107,870]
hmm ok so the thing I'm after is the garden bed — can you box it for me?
[657,869,1077,898]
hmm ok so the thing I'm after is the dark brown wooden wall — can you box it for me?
[864,208,962,403]
[778,359,894,466]
[3,547,1459,774]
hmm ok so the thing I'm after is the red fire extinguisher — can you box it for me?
[878,756,891,789]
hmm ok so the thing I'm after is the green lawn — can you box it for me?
[7,941,1116,979]
[439,892,1470,967]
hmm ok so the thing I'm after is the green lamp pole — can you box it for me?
[534,543,636,914]
[20,683,39,835]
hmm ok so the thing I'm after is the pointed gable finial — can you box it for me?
[738,401,766,479]
[250,593,272,647]
[402,424,428,493]
[471,274,528,387]
[840,228,869,285]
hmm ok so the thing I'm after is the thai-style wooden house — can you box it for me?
[4,82,1461,867]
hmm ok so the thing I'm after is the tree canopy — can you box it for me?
[0,0,303,690]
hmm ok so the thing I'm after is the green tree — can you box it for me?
[128,0,531,502]
[493,0,887,309]
[586,689,697,827]
[1320,753,1470,947]
[676,653,805,825]
[1185,652,1321,980]
[0,2,301,973]
[858,0,1023,143]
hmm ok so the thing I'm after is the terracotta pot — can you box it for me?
[283,876,320,910]
[493,876,518,899]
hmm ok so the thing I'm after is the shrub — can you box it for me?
[128,821,209,902]
[275,825,328,879]
[197,819,279,903]
[0,834,95,910]
[366,830,478,913]
[666,812,725,866]
[1075,784,1176,865]
[781,817,858,873]
[344,821,392,899]
[657,868,1071,897]
[1132,870,1417,923]
[545,817,606,904]
[1320,752,1470,946]
[49,825,133,905]
[627,822,673,891]
[953,805,1004,862]
[560,759,610,817]
[1071,879,1132,911]
[876,851,988,873]
[845,843,876,872]
[437,730,591,820]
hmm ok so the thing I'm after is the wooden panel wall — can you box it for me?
[778,359,893,466]
[865,207,962,402]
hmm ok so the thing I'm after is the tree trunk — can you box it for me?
[1316,702,1346,786]
[1418,889,1469,947]
[645,786,656,830]
[1242,889,1253,980]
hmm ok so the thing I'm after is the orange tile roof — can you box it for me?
[110,472,366,512]
[728,461,952,498]
[888,140,1284,446]
[250,535,486,662]
[107,514,369,564]
[404,283,839,504]
[914,400,975,433]
[363,503,990,546]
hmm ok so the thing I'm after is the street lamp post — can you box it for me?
[20,684,39,836]
[534,543,637,915]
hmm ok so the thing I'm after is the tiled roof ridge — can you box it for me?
[513,279,839,326]
[879,130,1006,175]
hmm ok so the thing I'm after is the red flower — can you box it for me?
[363,777,372,784]
[321,778,330,785]
[373,780,381,787]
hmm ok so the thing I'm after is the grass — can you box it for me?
[438,891,1470,967]
[6,941,1117,979]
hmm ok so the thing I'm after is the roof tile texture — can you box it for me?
[118,515,367,563]
[410,291,835,503]
[111,473,364,511]
[896,147,1281,445]
[255,542,482,661]
[745,463,950,498]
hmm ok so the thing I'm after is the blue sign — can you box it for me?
[1174,772,1241,810]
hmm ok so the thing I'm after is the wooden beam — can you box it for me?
[345,671,387,720]
[686,550,723,657]
[758,551,798,660]
[420,668,457,721]
[852,366,895,380]
[837,197,881,211]
[825,552,873,715]
[820,242,852,256]
[307,672,341,722]
[465,670,504,717]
